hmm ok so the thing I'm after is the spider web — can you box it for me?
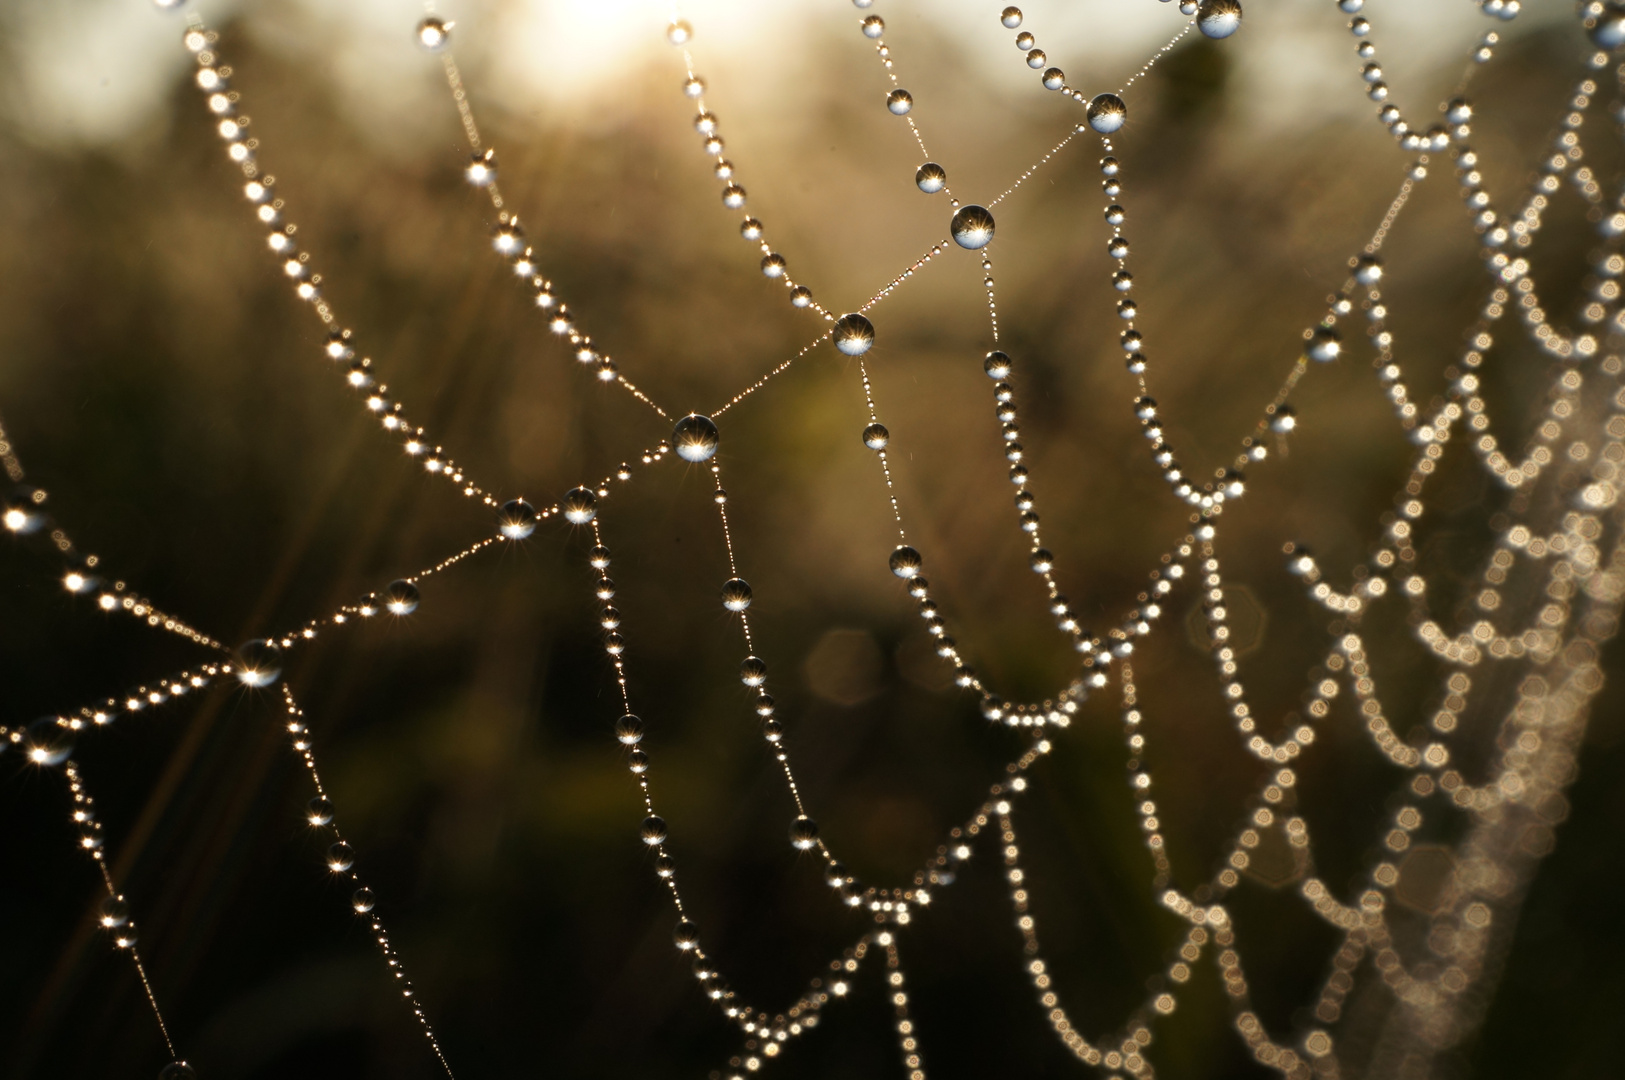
[2,1,1623,1079]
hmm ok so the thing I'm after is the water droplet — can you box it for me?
[863,423,890,449]
[951,204,996,250]
[615,714,645,745]
[1001,6,1024,28]
[1026,49,1047,69]
[100,897,131,928]
[761,253,787,278]
[673,414,720,463]
[590,546,612,569]
[641,815,668,845]
[465,150,496,187]
[236,639,283,687]
[790,286,814,307]
[628,749,649,774]
[834,313,876,356]
[1043,67,1066,90]
[740,656,768,686]
[352,887,376,913]
[151,0,185,10]
[563,488,598,524]
[499,499,537,540]
[789,816,820,850]
[861,15,885,38]
[159,1065,197,1080]
[915,162,947,193]
[673,919,701,950]
[886,89,914,115]
[667,20,693,45]
[1197,0,1243,39]
[722,184,747,209]
[1016,32,1035,49]
[1088,94,1127,133]
[308,796,335,826]
[1306,326,1342,363]
[889,545,923,579]
[327,841,355,872]
[985,351,1013,379]
[1354,255,1383,285]
[1270,406,1297,434]
[1108,236,1130,259]
[416,18,451,51]
[740,217,763,240]
[721,578,754,612]
[1592,5,1625,48]
[383,579,419,616]
[1030,549,1055,573]
[655,854,676,878]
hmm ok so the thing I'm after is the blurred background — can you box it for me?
[1,0,1622,1077]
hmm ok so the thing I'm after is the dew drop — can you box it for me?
[672,413,721,463]
[159,1065,197,1080]
[307,796,335,826]
[1354,254,1384,285]
[673,919,701,950]
[721,578,754,612]
[1197,0,1243,39]
[951,204,996,250]
[1270,406,1298,434]
[1026,49,1047,69]
[615,714,645,745]
[887,89,914,115]
[1306,326,1343,363]
[789,816,820,850]
[667,20,693,45]
[863,423,891,450]
[464,150,496,187]
[1592,6,1625,49]
[562,487,598,524]
[861,15,885,37]
[985,351,1013,379]
[1043,67,1066,90]
[498,499,538,540]
[100,897,131,928]
[416,18,451,51]
[383,579,419,616]
[236,639,283,688]
[889,545,924,579]
[641,815,668,845]
[915,162,947,193]
[834,313,876,356]
[1001,6,1024,28]
[740,656,769,687]
[327,841,355,872]
[352,887,376,913]
[1088,93,1128,133]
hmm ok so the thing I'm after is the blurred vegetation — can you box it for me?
[1,5,1623,1080]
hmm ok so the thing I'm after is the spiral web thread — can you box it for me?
[5,2,1625,1079]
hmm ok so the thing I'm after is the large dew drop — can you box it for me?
[834,313,876,356]
[1197,0,1243,39]
[416,17,450,51]
[672,414,720,463]
[236,639,283,687]
[915,162,947,194]
[25,718,74,767]
[889,545,923,579]
[383,579,419,616]
[563,487,598,524]
[498,499,537,540]
[951,205,996,250]
[1088,94,1128,134]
